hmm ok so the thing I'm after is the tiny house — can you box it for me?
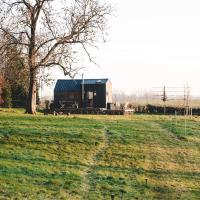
[54,79,112,109]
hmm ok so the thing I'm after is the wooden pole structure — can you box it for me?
[162,86,167,115]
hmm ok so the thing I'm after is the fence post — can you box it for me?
[145,178,148,186]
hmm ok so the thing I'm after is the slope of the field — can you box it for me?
[0,109,200,199]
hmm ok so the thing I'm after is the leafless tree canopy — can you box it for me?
[0,0,111,113]
[0,0,110,75]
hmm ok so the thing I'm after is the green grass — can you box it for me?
[0,110,200,199]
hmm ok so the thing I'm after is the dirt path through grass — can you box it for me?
[83,125,109,199]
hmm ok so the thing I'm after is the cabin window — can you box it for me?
[87,91,93,99]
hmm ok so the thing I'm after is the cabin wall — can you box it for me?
[84,84,106,108]
[54,91,82,108]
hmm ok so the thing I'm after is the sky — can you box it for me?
[45,0,200,97]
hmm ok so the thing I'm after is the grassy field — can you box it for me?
[0,109,200,199]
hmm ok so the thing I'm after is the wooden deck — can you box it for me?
[49,108,134,115]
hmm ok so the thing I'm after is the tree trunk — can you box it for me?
[26,69,37,114]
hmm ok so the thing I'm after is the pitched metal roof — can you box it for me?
[54,79,82,92]
[54,79,109,92]
[83,79,109,85]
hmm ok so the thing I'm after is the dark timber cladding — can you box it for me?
[54,79,112,109]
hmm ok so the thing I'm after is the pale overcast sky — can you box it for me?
[46,0,200,97]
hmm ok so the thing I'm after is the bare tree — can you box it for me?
[0,0,111,114]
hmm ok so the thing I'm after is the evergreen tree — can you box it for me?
[11,84,27,108]
[1,41,29,107]
[2,83,12,108]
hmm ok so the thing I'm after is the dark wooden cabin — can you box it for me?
[54,79,112,109]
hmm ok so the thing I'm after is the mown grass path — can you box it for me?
[83,125,109,199]
[1,110,200,199]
